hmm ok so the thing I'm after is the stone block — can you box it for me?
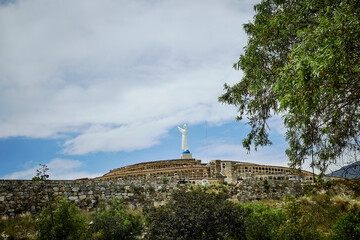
[79,195,87,200]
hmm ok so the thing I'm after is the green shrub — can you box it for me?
[161,177,169,184]
[36,197,89,240]
[243,202,285,240]
[148,186,155,194]
[330,208,360,240]
[217,184,228,193]
[145,190,249,240]
[301,193,345,231]
[276,195,324,240]
[90,197,143,240]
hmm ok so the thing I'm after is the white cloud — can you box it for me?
[2,158,103,180]
[0,0,257,154]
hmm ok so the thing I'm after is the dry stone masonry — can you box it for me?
[1,179,312,217]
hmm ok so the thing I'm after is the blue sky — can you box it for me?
[0,0,312,180]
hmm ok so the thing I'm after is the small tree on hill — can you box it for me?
[36,197,89,240]
[90,197,143,240]
[33,164,56,239]
[145,190,249,240]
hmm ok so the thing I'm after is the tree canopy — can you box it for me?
[220,0,360,172]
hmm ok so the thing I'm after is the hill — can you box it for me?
[330,161,360,179]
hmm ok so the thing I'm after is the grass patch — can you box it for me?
[0,213,36,239]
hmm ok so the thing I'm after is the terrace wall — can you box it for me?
[0,179,312,216]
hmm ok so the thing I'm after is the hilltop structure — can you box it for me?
[94,158,316,184]
[95,124,316,183]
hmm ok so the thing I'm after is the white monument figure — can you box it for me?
[178,124,192,159]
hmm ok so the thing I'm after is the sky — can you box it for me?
[0,0,309,180]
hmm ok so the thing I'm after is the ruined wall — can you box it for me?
[0,179,311,216]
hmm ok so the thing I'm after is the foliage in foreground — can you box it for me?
[243,195,325,240]
[90,197,142,240]
[2,187,360,240]
[243,202,285,240]
[276,195,324,240]
[144,190,249,240]
[330,208,360,240]
[220,0,360,173]
[36,197,89,240]
[0,214,36,239]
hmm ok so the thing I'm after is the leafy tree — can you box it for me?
[219,0,360,173]
[144,190,249,240]
[330,208,360,240]
[90,197,143,240]
[36,197,89,240]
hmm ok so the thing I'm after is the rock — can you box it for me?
[79,195,87,200]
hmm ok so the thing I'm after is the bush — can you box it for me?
[301,193,346,231]
[36,197,89,240]
[217,184,228,193]
[276,195,324,240]
[161,177,169,184]
[147,186,155,194]
[243,202,285,240]
[90,197,143,240]
[330,208,360,240]
[145,190,249,240]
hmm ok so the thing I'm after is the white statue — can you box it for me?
[177,124,189,153]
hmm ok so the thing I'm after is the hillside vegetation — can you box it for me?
[1,179,360,240]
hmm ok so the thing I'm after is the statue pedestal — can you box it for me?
[180,153,193,159]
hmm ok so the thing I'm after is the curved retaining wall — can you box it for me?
[0,179,310,216]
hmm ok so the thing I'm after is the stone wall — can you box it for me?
[0,179,311,217]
